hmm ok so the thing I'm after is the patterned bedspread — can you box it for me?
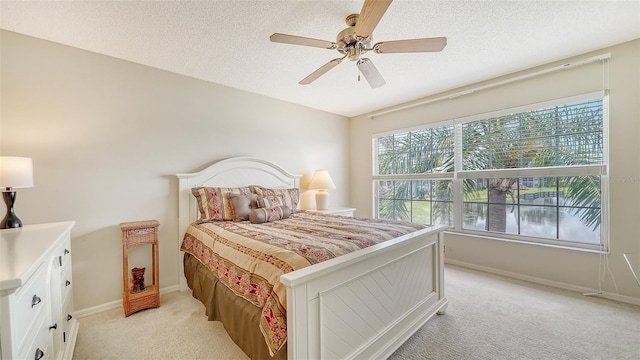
[180,211,426,356]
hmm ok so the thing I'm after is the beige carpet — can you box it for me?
[73,291,249,360]
[73,265,640,360]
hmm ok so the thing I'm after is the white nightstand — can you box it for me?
[308,207,356,217]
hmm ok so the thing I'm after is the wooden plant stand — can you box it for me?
[120,220,160,316]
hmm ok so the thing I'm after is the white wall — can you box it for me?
[0,30,350,311]
[350,39,640,303]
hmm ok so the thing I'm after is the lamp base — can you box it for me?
[1,191,22,229]
[315,190,330,210]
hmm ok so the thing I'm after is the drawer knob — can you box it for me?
[34,348,44,360]
[31,295,42,307]
[67,314,73,321]
[66,280,71,287]
[64,248,70,255]
[49,323,57,331]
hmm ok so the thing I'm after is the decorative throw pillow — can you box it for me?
[228,193,259,222]
[191,187,252,221]
[249,206,291,224]
[253,187,300,212]
[257,195,285,209]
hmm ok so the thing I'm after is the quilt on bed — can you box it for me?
[180,211,426,356]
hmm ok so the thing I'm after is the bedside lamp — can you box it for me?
[309,169,336,210]
[0,156,34,229]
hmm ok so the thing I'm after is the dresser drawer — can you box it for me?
[59,239,72,270]
[62,294,75,344]
[18,308,52,360]
[52,234,72,270]
[60,263,73,305]
[12,263,48,349]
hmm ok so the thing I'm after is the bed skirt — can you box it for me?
[184,253,287,360]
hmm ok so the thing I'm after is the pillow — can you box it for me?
[191,187,252,221]
[257,195,284,209]
[249,206,291,224]
[252,187,300,212]
[228,193,259,221]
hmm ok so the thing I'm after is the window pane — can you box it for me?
[487,178,518,205]
[559,208,600,244]
[432,180,453,201]
[376,181,411,222]
[559,176,601,208]
[464,179,487,202]
[377,199,395,221]
[394,133,410,174]
[463,203,487,230]
[487,203,518,234]
[519,177,558,206]
[376,136,395,175]
[462,99,604,170]
[411,200,431,225]
[376,181,394,199]
[433,201,453,226]
[519,205,558,239]
[394,180,412,200]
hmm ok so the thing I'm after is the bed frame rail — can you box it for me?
[281,225,448,360]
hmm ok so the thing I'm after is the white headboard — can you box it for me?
[176,157,302,290]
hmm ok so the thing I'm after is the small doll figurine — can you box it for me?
[131,267,146,293]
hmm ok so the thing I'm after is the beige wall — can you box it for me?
[350,39,640,302]
[0,31,350,311]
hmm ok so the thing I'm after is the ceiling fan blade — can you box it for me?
[299,57,344,85]
[357,58,386,88]
[355,0,392,39]
[270,33,337,49]
[373,37,447,54]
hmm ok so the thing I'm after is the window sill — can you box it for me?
[443,229,608,254]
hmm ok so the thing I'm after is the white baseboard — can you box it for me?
[74,285,181,318]
[445,259,640,307]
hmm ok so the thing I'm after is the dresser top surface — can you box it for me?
[0,221,75,293]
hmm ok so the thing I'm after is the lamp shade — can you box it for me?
[309,170,336,190]
[0,157,34,189]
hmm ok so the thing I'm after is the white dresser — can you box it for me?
[0,222,78,360]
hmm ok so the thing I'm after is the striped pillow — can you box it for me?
[191,187,252,221]
[252,187,300,212]
[257,195,284,209]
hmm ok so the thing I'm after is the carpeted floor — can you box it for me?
[73,265,640,360]
[73,291,249,360]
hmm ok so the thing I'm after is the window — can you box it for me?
[374,126,455,226]
[373,93,607,250]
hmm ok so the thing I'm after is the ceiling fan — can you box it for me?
[270,0,447,88]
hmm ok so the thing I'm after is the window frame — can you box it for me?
[372,91,609,252]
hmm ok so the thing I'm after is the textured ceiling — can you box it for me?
[1,1,639,117]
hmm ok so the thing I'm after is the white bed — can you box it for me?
[177,157,448,359]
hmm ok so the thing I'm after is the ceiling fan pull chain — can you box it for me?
[357,43,362,81]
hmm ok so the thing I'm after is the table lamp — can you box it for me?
[309,169,336,210]
[0,156,34,229]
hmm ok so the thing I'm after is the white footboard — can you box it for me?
[280,224,448,360]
